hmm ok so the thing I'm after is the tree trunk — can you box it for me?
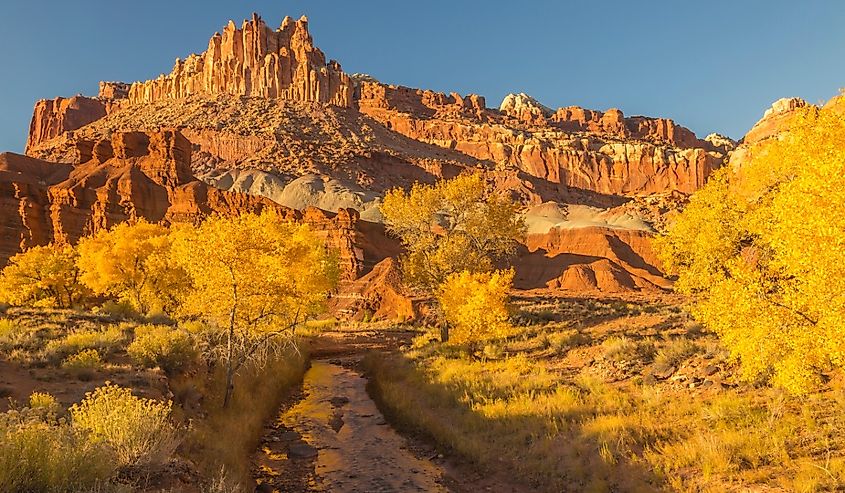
[223,277,238,408]
[440,324,449,343]
[223,321,235,407]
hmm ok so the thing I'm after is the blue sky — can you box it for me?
[1,1,844,152]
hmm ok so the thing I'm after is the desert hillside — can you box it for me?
[1,9,844,493]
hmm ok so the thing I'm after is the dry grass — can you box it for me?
[364,294,845,492]
[176,345,308,491]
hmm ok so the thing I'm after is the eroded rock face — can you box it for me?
[127,13,352,107]
[27,97,110,154]
[358,81,724,195]
[514,226,671,292]
[2,130,363,278]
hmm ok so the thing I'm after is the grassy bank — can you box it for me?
[174,346,309,491]
[363,296,845,492]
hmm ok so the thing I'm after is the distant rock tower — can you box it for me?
[127,13,353,107]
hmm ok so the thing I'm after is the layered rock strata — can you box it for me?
[2,130,363,277]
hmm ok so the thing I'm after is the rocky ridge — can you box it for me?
[15,12,744,299]
[128,14,352,107]
[2,129,363,277]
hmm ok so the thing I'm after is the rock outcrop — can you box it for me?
[742,97,812,146]
[358,81,724,195]
[500,93,552,123]
[3,129,364,277]
[127,14,352,107]
[514,226,670,292]
[27,97,110,154]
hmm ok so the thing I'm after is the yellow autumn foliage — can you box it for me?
[77,220,188,314]
[0,244,87,308]
[380,173,526,291]
[438,269,515,345]
[170,210,339,405]
[658,106,845,394]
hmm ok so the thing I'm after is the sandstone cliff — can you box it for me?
[27,97,110,154]
[3,129,364,277]
[127,13,352,107]
[357,82,727,195]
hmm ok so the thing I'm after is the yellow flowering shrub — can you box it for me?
[658,107,845,394]
[438,269,515,345]
[127,324,195,373]
[70,383,178,466]
[61,349,102,371]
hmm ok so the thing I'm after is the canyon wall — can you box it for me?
[357,82,725,195]
[3,130,363,277]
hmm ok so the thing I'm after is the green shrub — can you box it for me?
[70,383,179,466]
[127,325,195,373]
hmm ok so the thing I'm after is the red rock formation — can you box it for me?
[98,82,130,100]
[513,226,671,292]
[357,82,721,195]
[26,97,109,154]
[2,130,364,278]
[357,81,486,119]
[128,14,352,107]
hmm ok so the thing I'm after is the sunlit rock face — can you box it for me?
[127,13,353,107]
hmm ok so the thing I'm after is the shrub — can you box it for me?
[96,299,139,320]
[437,269,515,345]
[654,339,701,369]
[127,324,195,373]
[0,417,115,492]
[45,325,126,359]
[28,392,60,417]
[547,329,590,355]
[62,349,103,371]
[70,383,179,466]
[0,319,30,348]
[601,336,656,364]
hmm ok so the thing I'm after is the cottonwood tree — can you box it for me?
[77,220,187,315]
[380,173,525,341]
[658,107,845,394]
[0,244,88,308]
[438,269,515,348]
[171,211,338,407]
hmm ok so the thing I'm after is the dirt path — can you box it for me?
[252,326,528,493]
[254,358,448,492]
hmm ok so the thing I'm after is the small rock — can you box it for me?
[651,364,676,380]
[288,443,318,459]
[279,431,299,441]
[703,365,720,376]
[330,396,350,407]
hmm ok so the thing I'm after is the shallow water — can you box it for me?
[256,360,448,492]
